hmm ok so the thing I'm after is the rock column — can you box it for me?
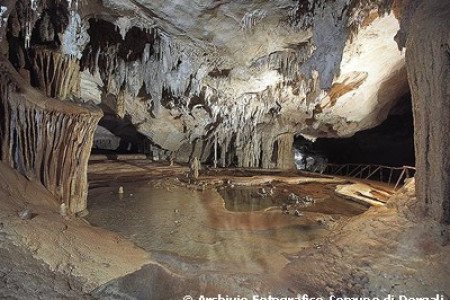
[0,56,102,215]
[276,133,296,170]
[406,0,450,225]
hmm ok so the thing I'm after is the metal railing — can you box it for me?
[323,163,416,189]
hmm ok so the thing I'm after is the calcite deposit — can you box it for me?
[0,0,450,298]
[1,0,409,171]
[0,56,102,214]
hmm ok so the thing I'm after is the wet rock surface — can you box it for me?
[0,161,449,299]
[85,164,450,299]
[217,183,366,214]
[84,161,369,298]
[86,182,333,275]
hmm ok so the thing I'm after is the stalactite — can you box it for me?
[61,0,89,60]
[30,48,80,100]
[75,19,325,167]
[0,56,102,215]
[241,9,267,32]
[72,6,391,169]
[81,25,206,118]
[0,6,8,41]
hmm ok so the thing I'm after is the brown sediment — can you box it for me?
[84,161,369,276]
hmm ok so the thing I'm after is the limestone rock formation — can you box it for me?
[0,55,102,215]
[0,0,410,169]
[405,0,450,230]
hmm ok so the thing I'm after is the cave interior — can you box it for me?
[0,0,449,299]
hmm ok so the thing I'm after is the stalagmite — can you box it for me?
[214,133,218,168]
[190,157,200,179]
[276,133,296,170]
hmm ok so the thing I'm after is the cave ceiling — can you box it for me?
[0,0,410,165]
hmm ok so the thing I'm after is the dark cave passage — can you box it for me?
[91,114,178,163]
[91,114,149,155]
[295,93,415,170]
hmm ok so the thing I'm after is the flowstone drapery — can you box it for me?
[0,56,102,214]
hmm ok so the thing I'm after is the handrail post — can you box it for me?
[394,168,406,190]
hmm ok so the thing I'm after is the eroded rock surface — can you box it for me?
[0,162,151,295]
[0,237,92,300]
[1,0,410,167]
[282,180,450,296]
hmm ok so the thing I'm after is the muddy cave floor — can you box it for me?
[0,160,450,299]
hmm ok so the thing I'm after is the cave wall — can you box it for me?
[406,0,450,226]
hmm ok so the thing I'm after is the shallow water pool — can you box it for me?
[86,180,366,275]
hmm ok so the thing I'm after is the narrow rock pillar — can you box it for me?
[276,133,296,170]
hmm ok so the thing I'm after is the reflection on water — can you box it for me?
[218,186,278,212]
[86,181,366,275]
[218,184,367,216]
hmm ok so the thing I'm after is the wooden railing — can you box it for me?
[323,163,416,189]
